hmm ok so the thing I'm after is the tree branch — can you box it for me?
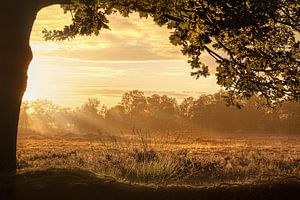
[204,46,227,62]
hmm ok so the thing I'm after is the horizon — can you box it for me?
[23,89,210,109]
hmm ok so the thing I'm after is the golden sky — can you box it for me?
[23,5,220,107]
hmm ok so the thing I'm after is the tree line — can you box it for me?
[19,90,300,135]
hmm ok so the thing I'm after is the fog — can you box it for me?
[19,90,300,138]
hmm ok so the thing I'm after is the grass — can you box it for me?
[16,130,300,187]
[1,168,299,200]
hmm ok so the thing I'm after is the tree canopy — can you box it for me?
[43,0,300,106]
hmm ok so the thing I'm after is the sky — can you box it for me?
[23,5,221,107]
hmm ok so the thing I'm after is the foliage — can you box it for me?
[121,90,147,116]
[43,0,300,105]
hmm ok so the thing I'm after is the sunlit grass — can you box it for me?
[16,131,300,187]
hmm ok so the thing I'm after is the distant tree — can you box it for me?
[73,98,107,132]
[0,0,299,173]
[19,101,30,129]
[146,94,161,115]
[23,93,300,135]
[29,100,61,130]
[277,101,300,134]
[19,100,75,132]
[106,105,126,124]
[147,94,179,131]
[179,97,195,131]
[53,107,75,131]
[121,90,147,117]
[80,98,107,117]
[179,97,195,119]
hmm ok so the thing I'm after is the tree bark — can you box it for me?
[0,2,39,174]
[0,0,72,174]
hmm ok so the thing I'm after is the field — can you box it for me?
[1,131,299,200]
[16,132,300,187]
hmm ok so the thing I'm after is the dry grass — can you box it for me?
[16,131,300,187]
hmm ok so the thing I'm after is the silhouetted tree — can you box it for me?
[0,0,299,173]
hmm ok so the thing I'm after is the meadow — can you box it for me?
[16,130,300,187]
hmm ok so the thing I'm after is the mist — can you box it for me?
[18,90,300,139]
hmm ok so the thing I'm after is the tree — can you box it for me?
[72,98,107,132]
[0,0,299,173]
[121,90,147,116]
[105,105,126,125]
[147,94,179,131]
[29,99,61,130]
[44,0,300,105]
[80,98,106,117]
[19,101,30,130]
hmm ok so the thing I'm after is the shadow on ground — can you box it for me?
[0,169,299,200]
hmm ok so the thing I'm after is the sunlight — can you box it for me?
[2,1,298,199]
[23,58,43,101]
[22,5,220,107]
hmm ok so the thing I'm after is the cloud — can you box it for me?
[96,89,207,100]
[25,6,222,107]
[31,6,184,61]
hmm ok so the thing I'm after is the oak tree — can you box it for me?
[0,0,299,173]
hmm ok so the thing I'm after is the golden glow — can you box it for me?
[23,58,44,101]
[24,5,220,107]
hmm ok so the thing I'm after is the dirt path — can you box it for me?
[1,169,299,200]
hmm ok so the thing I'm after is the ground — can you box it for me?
[1,131,299,199]
[0,169,299,200]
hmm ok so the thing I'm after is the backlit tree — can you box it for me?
[0,0,299,173]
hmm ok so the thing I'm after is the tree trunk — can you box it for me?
[0,2,38,174]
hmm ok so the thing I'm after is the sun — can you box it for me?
[22,57,43,102]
